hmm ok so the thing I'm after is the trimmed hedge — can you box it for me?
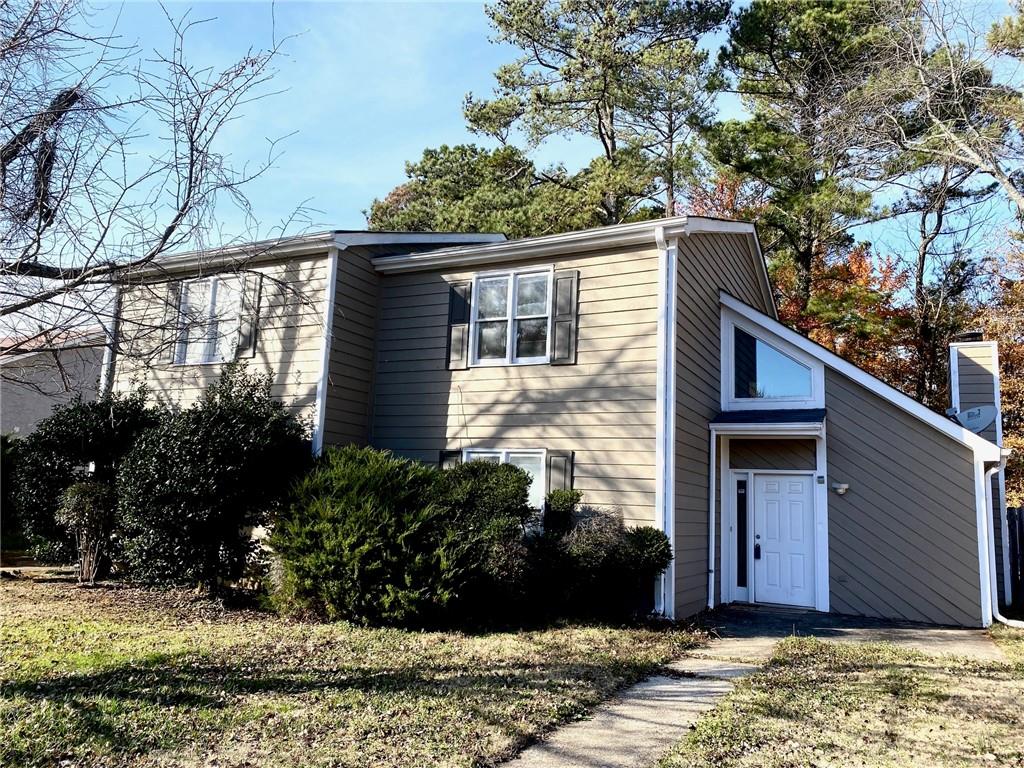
[271,446,537,626]
[117,364,309,589]
[271,446,673,627]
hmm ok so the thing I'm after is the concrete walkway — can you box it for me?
[507,656,757,768]
[506,607,1005,768]
[701,605,1007,663]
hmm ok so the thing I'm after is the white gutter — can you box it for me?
[708,427,717,610]
[130,231,506,280]
[654,224,678,618]
[312,246,340,456]
[371,216,760,275]
[984,455,1024,628]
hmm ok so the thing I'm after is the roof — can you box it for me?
[0,326,106,364]
[711,409,826,425]
[720,292,1002,461]
[369,215,777,321]
[125,230,507,279]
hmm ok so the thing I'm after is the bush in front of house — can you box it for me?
[9,389,159,563]
[271,445,673,627]
[117,364,309,590]
[271,446,536,626]
[56,481,116,584]
[430,458,538,619]
[1,433,26,550]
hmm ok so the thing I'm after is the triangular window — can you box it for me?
[733,327,812,400]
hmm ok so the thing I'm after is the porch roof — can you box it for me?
[711,408,826,426]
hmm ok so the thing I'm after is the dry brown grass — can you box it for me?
[0,571,702,768]
[660,632,1024,768]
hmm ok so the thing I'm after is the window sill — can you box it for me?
[469,358,550,368]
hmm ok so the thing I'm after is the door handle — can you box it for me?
[754,543,761,560]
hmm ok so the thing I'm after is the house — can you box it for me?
[106,216,1011,628]
[1,328,105,435]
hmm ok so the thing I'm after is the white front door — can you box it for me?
[753,474,815,608]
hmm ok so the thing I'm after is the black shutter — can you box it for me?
[162,280,182,364]
[550,270,578,365]
[236,272,263,359]
[447,280,472,370]
[439,450,462,469]
[547,450,574,491]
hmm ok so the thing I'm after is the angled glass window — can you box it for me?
[733,327,812,399]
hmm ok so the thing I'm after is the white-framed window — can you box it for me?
[470,268,553,366]
[721,310,824,410]
[463,448,546,508]
[175,275,242,365]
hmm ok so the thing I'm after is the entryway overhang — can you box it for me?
[708,408,830,615]
[710,408,826,437]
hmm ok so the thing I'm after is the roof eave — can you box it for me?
[370,216,758,274]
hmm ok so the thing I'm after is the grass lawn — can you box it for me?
[0,571,702,768]
[660,628,1024,768]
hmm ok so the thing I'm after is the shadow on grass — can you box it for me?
[2,647,664,766]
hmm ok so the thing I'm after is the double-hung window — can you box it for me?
[471,269,552,365]
[463,448,546,508]
[175,275,242,365]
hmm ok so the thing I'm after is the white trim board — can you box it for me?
[721,293,1001,461]
[312,246,340,456]
[654,229,678,618]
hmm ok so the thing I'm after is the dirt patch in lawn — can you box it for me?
[660,633,1024,768]
[0,572,703,768]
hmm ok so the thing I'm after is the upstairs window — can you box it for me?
[733,326,812,400]
[463,448,546,508]
[471,269,551,365]
[175,275,241,365]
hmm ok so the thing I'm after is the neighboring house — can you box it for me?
[1,329,105,435]
[107,216,1010,628]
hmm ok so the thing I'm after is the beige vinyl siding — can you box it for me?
[955,344,999,443]
[674,233,774,618]
[728,439,816,470]
[372,246,660,526]
[825,368,982,627]
[112,253,328,426]
[321,246,380,446]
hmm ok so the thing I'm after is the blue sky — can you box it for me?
[96,1,604,236]
[94,0,1017,255]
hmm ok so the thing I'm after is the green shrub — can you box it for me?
[272,449,537,626]
[1,433,26,551]
[555,507,672,620]
[543,488,581,536]
[271,445,448,624]
[117,364,309,589]
[10,389,158,563]
[431,459,537,618]
[56,482,115,584]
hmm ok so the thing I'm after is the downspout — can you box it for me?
[312,246,341,456]
[97,285,122,398]
[654,224,677,618]
[984,456,1024,628]
[708,427,717,610]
